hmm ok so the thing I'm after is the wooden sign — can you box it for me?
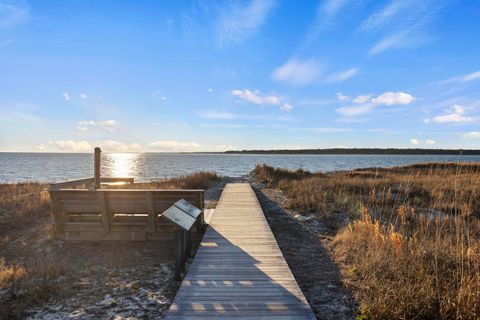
[174,199,202,219]
[162,206,196,231]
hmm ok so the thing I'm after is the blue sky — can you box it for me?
[0,0,479,152]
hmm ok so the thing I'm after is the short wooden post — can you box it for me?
[94,147,101,189]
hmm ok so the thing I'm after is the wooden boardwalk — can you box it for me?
[166,183,316,319]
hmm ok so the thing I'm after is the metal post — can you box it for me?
[94,147,101,189]
[175,229,182,281]
[180,230,186,272]
[185,230,192,259]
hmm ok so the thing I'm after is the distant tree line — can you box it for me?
[224,148,480,155]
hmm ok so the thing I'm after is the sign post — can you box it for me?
[162,202,199,281]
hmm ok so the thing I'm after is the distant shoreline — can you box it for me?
[225,148,480,155]
[1,148,480,155]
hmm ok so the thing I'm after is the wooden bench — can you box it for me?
[49,185,205,241]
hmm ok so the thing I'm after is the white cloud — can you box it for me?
[76,120,118,132]
[336,91,415,117]
[371,91,415,105]
[79,93,87,99]
[410,138,420,145]
[36,144,46,151]
[271,58,323,86]
[231,89,292,111]
[63,92,71,102]
[217,0,276,45]
[325,68,358,83]
[232,89,280,105]
[49,140,92,152]
[0,3,29,28]
[431,105,474,124]
[425,139,436,145]
[280,103,293,112]
[352,94,372,104]
[463,132,480,139]
[336,92,349,102]
[148,140,201,152]
[99,140,141,152]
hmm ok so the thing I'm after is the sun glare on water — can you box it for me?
[103,153,140,178]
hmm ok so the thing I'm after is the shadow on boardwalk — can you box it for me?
[254,188,356,320]
[167,183,316,319]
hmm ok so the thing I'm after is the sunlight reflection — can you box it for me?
[103,153,140,177]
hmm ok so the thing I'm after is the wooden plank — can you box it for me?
[166,183,315,319]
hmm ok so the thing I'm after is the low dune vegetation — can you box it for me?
[253,163,480,319]
[0,171,219,319]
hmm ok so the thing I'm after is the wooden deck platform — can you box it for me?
[166,183,316,319]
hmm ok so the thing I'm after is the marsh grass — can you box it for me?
[253,162,480,319]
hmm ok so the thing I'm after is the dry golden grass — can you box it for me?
[147,171,219,189]
[253,162,480,319]
[0,183,50,237]
[0,172,218,319]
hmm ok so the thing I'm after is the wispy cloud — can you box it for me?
[99,140,141,152]
[231,89,293,111]
[271,58,323,86]
[302,0,350,48]
[440,70,480,85]
[463,131,480,139]
[325,67,358,83]
[148,140,233,152]
[232,89,280,105]
[361,0,449,55]
[76,120,118,132]
[0,2,29,28]
[217,0,276,45]
[63,92,71,102]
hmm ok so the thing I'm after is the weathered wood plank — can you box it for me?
[166,183,315,319]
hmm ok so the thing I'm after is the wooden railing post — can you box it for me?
[94,147,101,189]
[49,191,65,233]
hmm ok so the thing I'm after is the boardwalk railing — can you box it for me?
[49,179,205,241]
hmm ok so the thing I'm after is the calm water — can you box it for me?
[1,153,479,183]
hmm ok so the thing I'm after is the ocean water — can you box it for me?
[1,153,479,183]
